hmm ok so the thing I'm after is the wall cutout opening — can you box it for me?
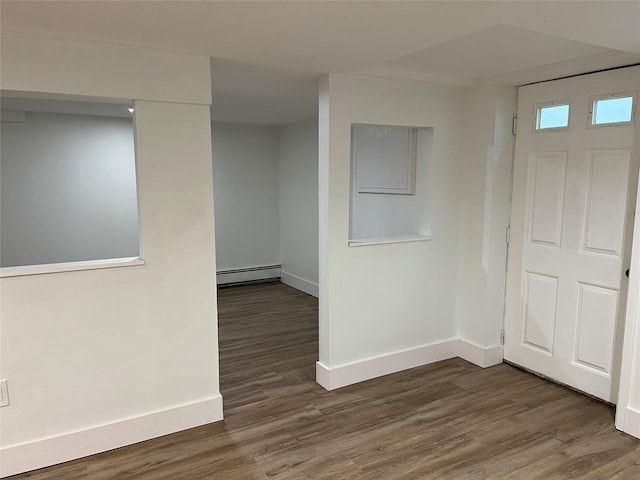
[349,124,432,246]
[1,94,142,275]
[591,94,634,126]
[535,103,570,130]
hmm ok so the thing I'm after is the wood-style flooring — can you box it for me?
[11,282,640,479]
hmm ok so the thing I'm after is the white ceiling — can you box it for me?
[387,25,610,80]
[2,1,639,125]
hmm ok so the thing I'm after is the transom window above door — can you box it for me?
[535,102,570,131]
[591,94,634,126]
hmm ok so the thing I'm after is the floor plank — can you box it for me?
[10,282,640,479]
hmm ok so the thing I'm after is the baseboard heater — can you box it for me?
[216,264,281,287]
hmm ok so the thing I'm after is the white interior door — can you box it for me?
[504,66,640,403]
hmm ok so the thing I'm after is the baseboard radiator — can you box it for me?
[216,264,281,287]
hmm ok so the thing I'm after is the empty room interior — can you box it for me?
[1,1,640,478]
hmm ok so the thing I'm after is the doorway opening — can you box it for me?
[209,63,320,413]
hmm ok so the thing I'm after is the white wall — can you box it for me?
[211,123,280,271]
[316,75,520,389]
[278,119,319,296]
[1,112,139,268]
[210,120,319,291]
[0,32,220,477]
[318,74,464,386]
[455,85,516,364]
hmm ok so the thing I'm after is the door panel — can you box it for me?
[583,149,630,256]
[528,152,567,247]
[504,66,640,403]
[522,272,558,354]
[574,283,617,374]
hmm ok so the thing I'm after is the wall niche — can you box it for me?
[349,124,433,246]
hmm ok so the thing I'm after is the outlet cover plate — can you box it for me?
[0,379,9,407]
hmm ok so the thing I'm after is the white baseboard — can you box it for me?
[458,340,504,368]
[316,339,459,390]
[280,271,319,297]
[316,339,505,391]
[216,265,280,285]
[617,407,640,439]
[0,395,223,478]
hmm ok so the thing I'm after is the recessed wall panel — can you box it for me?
[583,149,630,256]
[574,283,618,374]
[352,124,416,195]
[522,272,558,354]
[528,153,567,247]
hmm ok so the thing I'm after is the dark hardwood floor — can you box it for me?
[11,282,640,479]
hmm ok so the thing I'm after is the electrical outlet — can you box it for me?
[0,379,9,407]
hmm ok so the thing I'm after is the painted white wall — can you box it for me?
[455,86,516,353]
[318,74,464,372]
[278,119,319,296]
[0,32,220,476]
[211,123,280,271]
[210,119,319,292]
[1,112,139,268]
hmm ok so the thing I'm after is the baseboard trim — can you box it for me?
[280,271,319,297]
[458,340,504,368]
[316,339,459,390]
[216,265,281,286]
[617,407,640,439]
[0,395,223,478]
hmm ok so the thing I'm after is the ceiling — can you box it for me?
[2,1,640,125]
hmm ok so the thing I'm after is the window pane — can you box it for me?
[537,104,569,130]
[593,96,633,125]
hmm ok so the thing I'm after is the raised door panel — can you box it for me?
[582,149,631,256]
[574,283,618,376]
[522,272,559,355]
[527,153,567,248]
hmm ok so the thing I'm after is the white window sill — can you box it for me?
[348,234,432,247]
[0,256,145,278]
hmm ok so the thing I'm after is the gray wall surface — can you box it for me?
[1,112,139,267]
